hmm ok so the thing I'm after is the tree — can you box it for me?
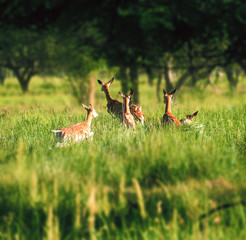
[1,0,246,97]
[0,28,56,92]
[54,25,104,103]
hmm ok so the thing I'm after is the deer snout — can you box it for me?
[93,111,99,118]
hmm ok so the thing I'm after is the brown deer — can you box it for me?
[52,104,98,147]
[180,111,198,124]
[97,77,123,117]
[119,90,136,129]
[97,77,145,123]
[130,104,145,124]
[161,89,180,126]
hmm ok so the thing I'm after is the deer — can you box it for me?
[97,77,123,117]
[97,77,145,123]
[180,111,198,124]
[161,89,181,126]
[119,89,136,129]
[130,104,145,124]
[52,104,98,147]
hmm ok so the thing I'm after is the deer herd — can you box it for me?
[53,77,198,147]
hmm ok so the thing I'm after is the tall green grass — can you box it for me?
[0,76,246,239]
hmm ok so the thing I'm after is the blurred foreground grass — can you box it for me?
[0,76,246,239]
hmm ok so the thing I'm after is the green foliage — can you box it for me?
[0,28,57,92]
[1,0,246,94]
[53,24,105,103]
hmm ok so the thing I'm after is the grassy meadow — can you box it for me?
[0,75,246,239]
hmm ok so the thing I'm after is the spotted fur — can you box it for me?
[52,104,98,147]
[130,104,145,124]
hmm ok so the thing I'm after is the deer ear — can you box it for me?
[119,92,124,98]
[97,80,103,85]
[129,89,134,97]
[89,104,93,109]
[139,107,142,111]
[107,77,114,86]
[163,89,166,95]
[170,89,177,95]
[82,103,89,110]
[193,111,198,117]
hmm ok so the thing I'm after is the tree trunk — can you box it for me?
[119,65,128,94]
[12,67,33,93]
[188,41,197,86]
[224,66,238,90]
[202,67,218,92]
[129,64,139,104]
[156,70,162,102]
[175,62,209,89]
[146,66,154,86]
[0,68,7,85]
[163,62,174,92]
[19,76,30,93]
[89,73,95,106]
[214,68,220,84]
[207,75,218,93]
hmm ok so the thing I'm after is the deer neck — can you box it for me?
[103,85,112,102]
[124,98,130,114]
[165,97,171,113]
[86,111,93,127]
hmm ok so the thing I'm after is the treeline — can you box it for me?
[1,0,246,102]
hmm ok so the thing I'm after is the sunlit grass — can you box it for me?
[0,76,246,239]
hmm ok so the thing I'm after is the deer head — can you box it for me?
[163,89,177,104]
[180,111,198,124]
[131,105,145,124]
[119,89,134,113]
[82,104,98,118]
[186,111,198,120]
[119,89,134,102]
[97,77,114,92]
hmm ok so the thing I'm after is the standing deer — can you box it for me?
[180,111,198,124]
[119,90,136,129]
[97,77,145,123]
[52,104,98,147]
[97,77,122,117]
[161,89,180,126]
